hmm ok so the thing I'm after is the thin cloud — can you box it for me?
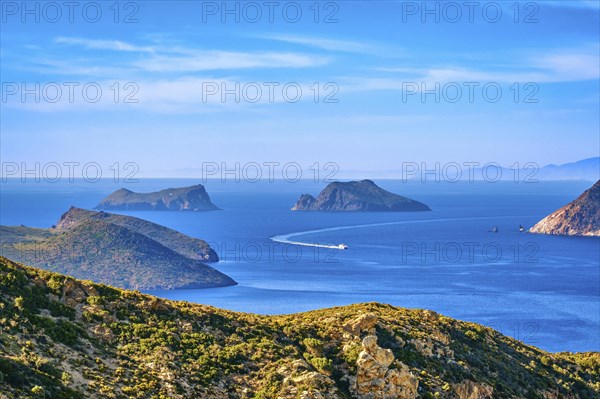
[348,46,600,92]
[52,36,330,72]
[2,77,338,113]
[135,51,330,72]
[257,34,383,54]
[23,58,134,78]
[534,51,600,81]
[55,37,156,53]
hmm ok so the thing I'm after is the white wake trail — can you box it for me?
[270,215,518,249]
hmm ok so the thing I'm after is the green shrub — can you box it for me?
[31,385,45,397]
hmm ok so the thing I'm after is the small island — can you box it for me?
[530,179,600,236]
[95,184,220,211]
[292,180,431,212]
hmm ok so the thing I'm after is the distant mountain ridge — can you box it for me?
[292,180,431,211]
[0,207,234,290]
[400,157,600,182]
[530,179,600,236]
[536,157,600,181]
[95,184,220,211]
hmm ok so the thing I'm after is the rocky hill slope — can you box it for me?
[1,256,598,399]
[530,180,600,236]
[292,180,431,212]
[55,207,218,262]
[0,208,233,290]
[95,184,220,211]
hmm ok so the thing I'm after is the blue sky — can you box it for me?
[1,0,599,177]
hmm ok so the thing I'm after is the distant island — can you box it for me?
[95,184,220,211]
[530,179,600,236]
[292,180,431,212]
[1,256,599,399]
[0,207,234,290]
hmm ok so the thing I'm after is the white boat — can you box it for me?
[338,244,348,250]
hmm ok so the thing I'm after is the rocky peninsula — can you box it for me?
[530,179,600,236]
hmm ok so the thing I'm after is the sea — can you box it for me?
[1,178,598,353]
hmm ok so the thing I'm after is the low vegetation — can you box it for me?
[0,256,598,398]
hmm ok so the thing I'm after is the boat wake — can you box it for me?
[270,234,348,250]
[270,216,518,250]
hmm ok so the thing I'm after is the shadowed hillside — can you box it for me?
[0,208,232,290]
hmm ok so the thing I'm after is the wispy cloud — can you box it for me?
[8,36,598,113]
[256,34,387,55]
[24,58,134,78]
[55,37,156,53]
[134,51,330,72]
[2,77,338,113]
[347,46,600,92]
[534,50,600,81]
[52,36,330,72]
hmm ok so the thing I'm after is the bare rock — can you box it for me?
[542,390,578,399]
[354,335,418,399]
[277,360,341,399]
[92,324,115,343]
[530,179,600,236]
[410,336,454,359]
[344,313,378,336]
[61,279,97,307]
[454,380,494,399]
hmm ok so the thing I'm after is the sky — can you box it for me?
[1,0,599,178]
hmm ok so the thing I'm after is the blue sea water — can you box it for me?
[1,179,598,353]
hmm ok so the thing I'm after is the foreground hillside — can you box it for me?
[0,257,598,399]
[0,207,233,290]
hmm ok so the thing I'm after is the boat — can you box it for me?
[338,244,348,250]
[491,227,498,233]
[519,225,525,232]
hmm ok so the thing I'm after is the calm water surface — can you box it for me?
[1,179,598,352]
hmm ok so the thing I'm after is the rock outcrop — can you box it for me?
[530,179,600,236]
[292,180,430,212]
[454,381,494,399]
[354,335,418,399]
[343,312,378,336]
[95,184,220,211]
[277,360,341,399]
